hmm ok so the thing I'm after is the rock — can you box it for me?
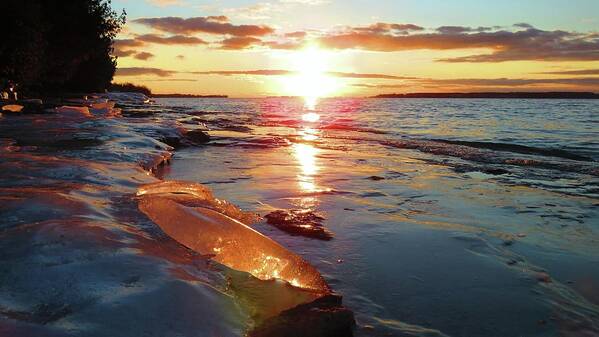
[160,136,182,148]
[535,272,552,283]
[20,99,43,105]
[367,175,385,181]
[482,167,510,175]
[249,294,355,337]
[265,209,333,240]
[2,104,24,113]
[184,129,211,145]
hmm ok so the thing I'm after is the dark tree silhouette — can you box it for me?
[109,83,152,96]
[0,0,125,95]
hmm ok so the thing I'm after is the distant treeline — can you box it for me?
[110,83,152,96]
[0,0,125,96]
[373,92,599,99]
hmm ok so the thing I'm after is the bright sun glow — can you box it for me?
[281,46,340,109]
[302,112,320,122]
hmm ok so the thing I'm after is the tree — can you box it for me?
[0,0,125,95]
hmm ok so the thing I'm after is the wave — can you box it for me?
[431,139,595,162]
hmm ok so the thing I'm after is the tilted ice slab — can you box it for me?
[137,181,330,293]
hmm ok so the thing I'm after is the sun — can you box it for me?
[280,46,340,109]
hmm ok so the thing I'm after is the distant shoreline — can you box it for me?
[142,92,599,100]
[152,94,228,98]
[371,92,599,99]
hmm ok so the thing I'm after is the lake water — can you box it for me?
[1,97,598,337]
[158,97,599,336]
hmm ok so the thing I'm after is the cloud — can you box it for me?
[436,26,492,34]
[223,3,280,20]
[285,31,307,39]
[133,16,274,36]
[353,83,406,89]
[218,37,263,50]
[353,23,425,34]
[112,34,207,59]
[113,49,137,58]
[114,66,599,91]
[115,67,177,77]
[538,69,599,75]
[191,69,411,79]
[133,52,155,60]
[136,34,207,45]
[115,67,412,80]
[113,39,144,49]
[194,69,291,76]
[419,77,599,87]
[329,72,413,80]
[224,0,328,20]
[317,24,599,62]
[146,0,184,7]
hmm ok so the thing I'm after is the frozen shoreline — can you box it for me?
[0,94,353,337]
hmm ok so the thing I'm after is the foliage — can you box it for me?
[109,83,152,96]
[0,0,125,95]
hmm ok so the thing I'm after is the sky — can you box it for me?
[111,0,599,97]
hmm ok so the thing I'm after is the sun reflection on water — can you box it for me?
[294,143,318,177]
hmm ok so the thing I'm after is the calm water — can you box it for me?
[159,97,599,336]
[1,97,598,337]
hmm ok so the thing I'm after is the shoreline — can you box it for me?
[0,95,354,337]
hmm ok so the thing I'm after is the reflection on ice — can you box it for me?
[137,182,330,293]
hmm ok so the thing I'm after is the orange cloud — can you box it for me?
[136,34,207,45]
[218,37,263,50]
[317,25,599,62]
[133,16,274,36]
[133,52,155,60]
[116,67,177,77]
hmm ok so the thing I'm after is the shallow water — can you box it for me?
[160,97,599,336]
[1,96,598,336]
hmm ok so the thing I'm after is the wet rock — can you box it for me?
[159,135,182,148]
[481,167,510,175]
[536,272,552,283]
[265,209,333,240]
[249,294,355,337]
[367,175,385,181]
[184,129,211,145]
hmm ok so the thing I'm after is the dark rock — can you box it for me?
[265,209,333,240]
[481,168,510,175]
[184,129,211,145]
[160,136,182,148]
[367,175,385,181]
[249,294,355,337]
[535,272,552,283]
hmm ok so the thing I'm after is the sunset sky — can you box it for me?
[112,0,599,97]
